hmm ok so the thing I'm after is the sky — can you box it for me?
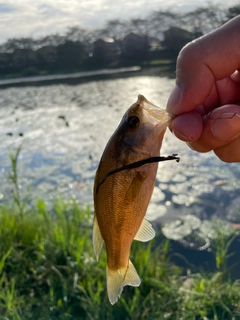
[0,0,239,44]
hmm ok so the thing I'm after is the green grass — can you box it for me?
[0,148,240,319]
[144,59,174,65]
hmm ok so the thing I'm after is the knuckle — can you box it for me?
[177,40,201,67]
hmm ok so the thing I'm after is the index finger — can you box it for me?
[167,15,240,115]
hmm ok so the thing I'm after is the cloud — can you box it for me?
[0,0,237,44]
[0,2,16,13]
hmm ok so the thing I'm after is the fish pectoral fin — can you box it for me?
[134,218,155,242]
[106,260,141,305]
[124,171,145,202]
[92,216,104,261]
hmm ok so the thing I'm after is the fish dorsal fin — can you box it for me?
[134,218,155,242]
[92,216,104,261]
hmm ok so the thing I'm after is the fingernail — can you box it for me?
[167,85,181,114]
[172,129,189,142]
[212,113,240,140]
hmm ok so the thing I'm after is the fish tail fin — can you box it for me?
[106,260,141,305]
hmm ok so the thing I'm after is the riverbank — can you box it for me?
[0,61,175,89]
[1,198,240,319]
[1,150,240,319]
[0,66,141,88]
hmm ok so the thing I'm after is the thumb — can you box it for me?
[167,15,240,115]
[188,104,240,153]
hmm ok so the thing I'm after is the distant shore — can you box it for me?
[0,66,141,87]
[0,60,176,89]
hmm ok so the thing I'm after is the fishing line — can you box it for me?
[96,154,180,193]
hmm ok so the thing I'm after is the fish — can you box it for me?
[93,94,178,305]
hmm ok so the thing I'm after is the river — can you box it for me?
[0,70,240,256]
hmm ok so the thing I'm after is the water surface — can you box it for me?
[0,74,240,249]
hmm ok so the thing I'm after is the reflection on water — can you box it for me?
[0,74,240,239]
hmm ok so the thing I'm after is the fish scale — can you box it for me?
[93,94,177,304]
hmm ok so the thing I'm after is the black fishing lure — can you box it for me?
[96,154,180,193]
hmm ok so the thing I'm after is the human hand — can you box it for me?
[166,15,240,162]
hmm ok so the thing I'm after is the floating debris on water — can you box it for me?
[162,215,235,249]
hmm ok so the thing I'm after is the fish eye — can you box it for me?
[127,116,140,129]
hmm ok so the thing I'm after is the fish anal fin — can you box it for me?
[134,218,155,242]
[106,260,141,305]
[123,260,141,287]
[92,216,104,261]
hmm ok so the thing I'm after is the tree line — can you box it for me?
[0,4,239,78]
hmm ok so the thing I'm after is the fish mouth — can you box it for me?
[137,94,173,126]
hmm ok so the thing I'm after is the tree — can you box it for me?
[128,19,150,36]
[121,33,149,64]
[99,19,128,40]
[11,48,37,67]
[36,46,57,64]
[65,26,98,44]
[162,27,197,52]
[147,10,183,40]
[35,34,66,49]
[225,5,240,21]
[56,40,86,67]
[0,38,36,53]
[182,5,225,35]
[0,52,10,68]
